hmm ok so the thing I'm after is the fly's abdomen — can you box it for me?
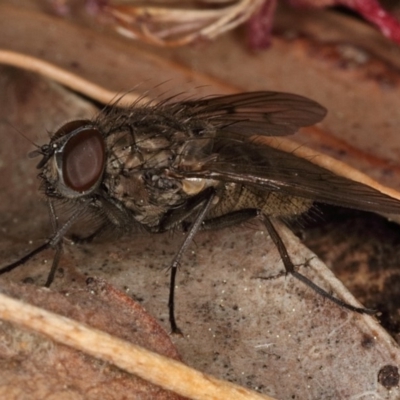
[210,183,312,219]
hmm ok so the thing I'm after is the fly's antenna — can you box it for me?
[2,119,41,150]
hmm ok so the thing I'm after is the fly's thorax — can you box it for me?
[172,135,216,172]
[98,114,218,227]
[103,171,182,227]
[101,133,188,227]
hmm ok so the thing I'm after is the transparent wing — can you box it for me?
[182,138,400,214]
[173,91,327,136]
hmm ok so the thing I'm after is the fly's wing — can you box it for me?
[183,138,400,215]
[173,92,400,214]
[173,91,327,136]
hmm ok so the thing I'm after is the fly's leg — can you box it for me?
[159,187,217,232]
[0,201,56,278]
[198,209,259,231]
[168,189,216,334]
[0,200,87,286]
[44,242,62,287]
[261,215,376,315]
[44,199,62,286]
[0,242,50,275]
[199,208,375,315]
[70,224,107,245]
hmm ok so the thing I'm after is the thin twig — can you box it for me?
[0,291,277,400]
[0,49,147,106]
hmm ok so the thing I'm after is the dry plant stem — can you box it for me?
[106,0,264,46]
[0,292,275,400]
[0,49,147,107]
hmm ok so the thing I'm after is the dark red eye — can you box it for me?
[62,128,105,192]
[54,120,91,138]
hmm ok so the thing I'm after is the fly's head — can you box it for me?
[31,120,106,200]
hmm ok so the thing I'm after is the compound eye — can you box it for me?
[62,127,105,192]
[55,120,91,138]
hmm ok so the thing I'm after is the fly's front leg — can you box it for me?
[44,199,63,287]
[0,201,57,279]
[0,242,50,276]
[261,215,375,315]
[168,188,216,334]
[0,200,86,286]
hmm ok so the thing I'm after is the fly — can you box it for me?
[2,91,400,334]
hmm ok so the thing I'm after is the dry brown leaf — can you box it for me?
[0,280,186,400]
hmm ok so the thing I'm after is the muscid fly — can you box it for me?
[2,91,400,333]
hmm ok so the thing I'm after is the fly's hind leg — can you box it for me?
[201,209,375,316]
[162,197,376,333]
[261,215,375,315]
